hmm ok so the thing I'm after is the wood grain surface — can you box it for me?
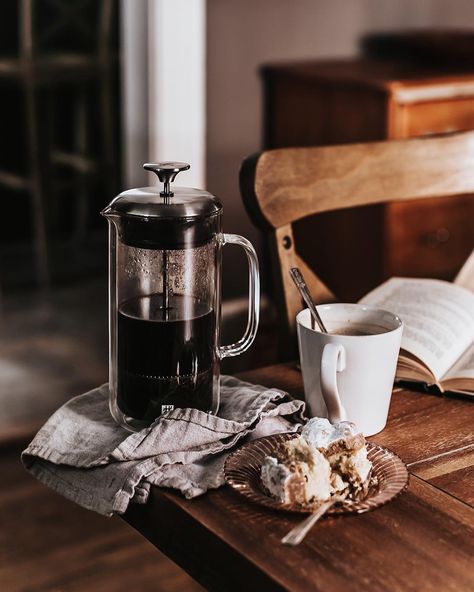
[241,364,474,465]
[127,476,473,592]
[252,131,474,229]
[409,447,474,505]
[125,363,474,592]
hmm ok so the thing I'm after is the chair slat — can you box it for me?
[254,131,474,228]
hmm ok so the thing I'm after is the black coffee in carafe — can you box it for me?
[117,293,215,422]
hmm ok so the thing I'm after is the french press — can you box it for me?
[102,162,260,431]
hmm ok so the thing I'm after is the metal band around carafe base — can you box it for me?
[109,368,222,433]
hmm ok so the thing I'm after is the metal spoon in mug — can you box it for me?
[281,499,336,546]
[289,267,328,333]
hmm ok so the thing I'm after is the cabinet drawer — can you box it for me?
[401,97,474,137]
[386,195,474,279]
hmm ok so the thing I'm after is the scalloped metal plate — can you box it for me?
[224,433,409,515]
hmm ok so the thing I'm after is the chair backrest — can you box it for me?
[240,131,474,352]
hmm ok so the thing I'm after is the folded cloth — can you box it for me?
[22,375,305,516]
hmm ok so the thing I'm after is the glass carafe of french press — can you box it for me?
[102,162,260,431]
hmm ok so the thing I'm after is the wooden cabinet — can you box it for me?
[262,60,474,300]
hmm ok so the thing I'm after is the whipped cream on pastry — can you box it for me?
[261,418,372,506]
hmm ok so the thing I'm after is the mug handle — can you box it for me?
[320,343,348,423]
[219,233,260,359]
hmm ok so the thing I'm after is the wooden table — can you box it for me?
[125,363,474,592]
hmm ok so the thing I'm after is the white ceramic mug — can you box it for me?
[296,303,403,436]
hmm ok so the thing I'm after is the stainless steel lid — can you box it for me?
[101,162,223,249]
[102,162,223,220]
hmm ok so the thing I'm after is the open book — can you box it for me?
[360,259,474,397]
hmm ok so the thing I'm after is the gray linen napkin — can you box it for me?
[22,375,305,516]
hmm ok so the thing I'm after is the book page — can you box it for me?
[455,249,474,293]
[360,278,474,381]
[444,341,474,380]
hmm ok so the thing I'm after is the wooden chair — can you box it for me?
[240,131,474,357]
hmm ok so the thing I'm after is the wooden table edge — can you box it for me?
[124,487,289,592]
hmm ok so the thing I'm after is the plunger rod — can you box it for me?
[162,250,169,319]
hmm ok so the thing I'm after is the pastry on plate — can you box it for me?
[260,418,372,507]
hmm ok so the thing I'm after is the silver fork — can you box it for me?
[281,483,371,546]
[281,500,335,546]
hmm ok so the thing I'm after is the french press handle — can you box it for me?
[219,234,260,358]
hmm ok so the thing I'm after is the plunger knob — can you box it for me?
[143,162,190,198]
